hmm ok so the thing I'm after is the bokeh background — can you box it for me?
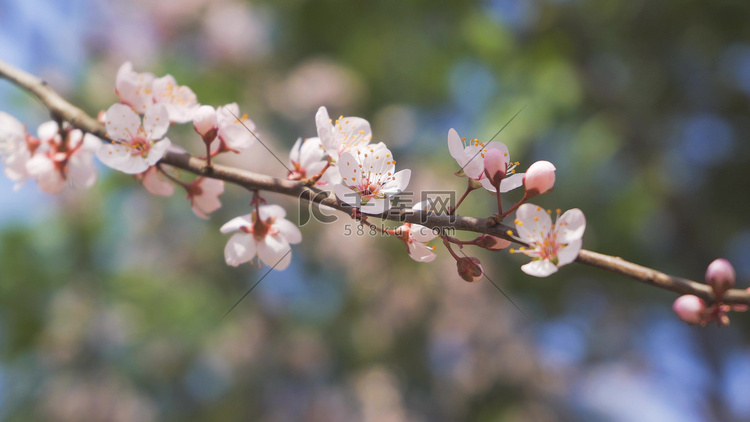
[2,0,750,420]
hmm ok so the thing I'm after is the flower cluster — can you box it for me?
[0,112,100,193]
[2,59,743,327]
[673,259,747,326]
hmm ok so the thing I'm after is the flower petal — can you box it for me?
[105,103,140,142]
[361,197,390,214]
[557,238,582,266]
[143,104,170,140]
[408,242,437,263]
[274,218,302,244]
[447,128,464,162]
[333,183,360,207]
[146,137,171,166]
[220,214,254,233]
[515,203,552,244]
[258,235,292,270]
[499,172,525,193]
[411,224,436,242]
[224,233,257,267]
[521,259,558,277]
[258,204,287,220]
[555,208,586,243]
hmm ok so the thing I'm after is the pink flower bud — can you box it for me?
[706,258,736,298]
[193,105,218,145]
[475,235,512,251]
[524,160,556,196]
[483,149,507,187]
[672,295,706,325]
[456,257,483,282]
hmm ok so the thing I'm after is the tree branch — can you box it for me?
[1,58,746,306]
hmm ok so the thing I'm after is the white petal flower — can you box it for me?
[512,204,586,277]
[186,178,225,219]
[152,74,199,123]
[315,106,372,159]
[447,128,524,193]
[220,204,302,270]
[98,104,171,174]
[288,137,341,187]
[15,120,101,193]
[334,143,410,214]
[394,201,438,263]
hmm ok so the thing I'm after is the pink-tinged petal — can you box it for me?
[447,128,464,162]
[315,106,336,154]
[521,259,558,277]
[335,116,372,152]
[317,166,342,187]
[556,238,582,266]
[37,121,59,142]
[67,152,97,189]
[105,104,140,142]
[337,151,360,184]
[220,214,254,233]
[555,208,586,243]
[224,233,257,267]
[191,179,224,219]
[140,167,174,196]
[193,105,218,136]
[289,137,303,166]
[258,204,287,220]
[333,183,360,207]
[515,203,552,244]
[361,197,390,214]
[0,111,26,139]
[145,137,171,166]
[258,235,292,270]
[217,104,255,150]
[411,224,436,242]
[499,173,525,193]
[25,153,53,177]
[274,218,302,244]
[143,104,170,140]
[66,129,83,149]
[27,155,65,193]
[96,142,150,174]
[152,75,199,123]
[299,137,325,169]
[115,62,155,112]
[461,146,485,180]
[81,134,103,152]
[3,148,30,187]
[408,242,437,263]
[382,169,411,195]
[483,141,510,158]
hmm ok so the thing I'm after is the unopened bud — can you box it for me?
[193,105,219,145]
[457,257,483,282]
[706,258,736,299]
[475,235,512,251]
[672,295,706,325]
[483,149,507,187]
[524,160,556,196]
